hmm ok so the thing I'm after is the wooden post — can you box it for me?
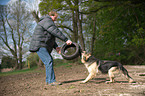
[28,60,30,69]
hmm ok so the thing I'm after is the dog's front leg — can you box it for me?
[81,73,95,83]
[96,68,99,74]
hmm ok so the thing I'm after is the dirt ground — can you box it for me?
[0,63,145,96]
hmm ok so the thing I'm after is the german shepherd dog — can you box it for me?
[81,51,134,84]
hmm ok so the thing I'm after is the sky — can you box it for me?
[0,0,10,5]
[0,0,44,64]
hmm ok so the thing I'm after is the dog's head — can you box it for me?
[81,51,91,63]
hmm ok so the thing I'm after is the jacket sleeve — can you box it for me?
[38,17,68,42]
[53,42,58,49]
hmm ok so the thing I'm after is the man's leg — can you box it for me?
[37,47,56,84]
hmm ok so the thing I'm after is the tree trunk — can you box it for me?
[78,14,85,51]
[72,10,78,42]
[19,46,23,69]
[17,0,23,69]
[91,15,96,55]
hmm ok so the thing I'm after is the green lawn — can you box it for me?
[0,67,40,76]
[0,60,73,77]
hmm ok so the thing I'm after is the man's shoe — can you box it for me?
[49,82,62,86]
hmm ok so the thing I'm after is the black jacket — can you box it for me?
[29,15,68,53]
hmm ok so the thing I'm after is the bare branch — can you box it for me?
[31,10,40,23]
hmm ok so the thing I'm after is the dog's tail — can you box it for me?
[118,63,134,83]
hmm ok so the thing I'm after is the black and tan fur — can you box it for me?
[81,51,134,84]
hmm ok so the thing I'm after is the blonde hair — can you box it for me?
[49,11,58,18]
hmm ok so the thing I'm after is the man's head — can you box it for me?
[49,11,58,21]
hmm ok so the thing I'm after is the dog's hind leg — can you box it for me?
[106,67,117,84]
[121,67,134,83]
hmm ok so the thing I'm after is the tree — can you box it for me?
[38,0,145,64]
[89,0,145,64]
[27,53,41,68]
[1,56,16,68]
[0,0,34,69]
[39,0,94,51]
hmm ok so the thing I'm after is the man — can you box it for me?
[29,11,72,86]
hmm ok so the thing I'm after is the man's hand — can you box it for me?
[66,40,72,45]
[56,47,61,54]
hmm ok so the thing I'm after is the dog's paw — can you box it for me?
[80,81,86,84]
[105,81,114,84]
[129,79,134,83]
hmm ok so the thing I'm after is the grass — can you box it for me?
[0,59,74,76]
[0,66,39,76]
[54,63,72,68]
[54,59,73,68]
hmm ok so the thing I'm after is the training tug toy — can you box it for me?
[61,42,82,60]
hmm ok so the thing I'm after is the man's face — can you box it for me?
[50,16,57,21]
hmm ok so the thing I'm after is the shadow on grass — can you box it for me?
[62,79,84,84]
[89,78,107,84]
[93,78,132,84]
[62,78,107,84]
[62,77,131,84]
